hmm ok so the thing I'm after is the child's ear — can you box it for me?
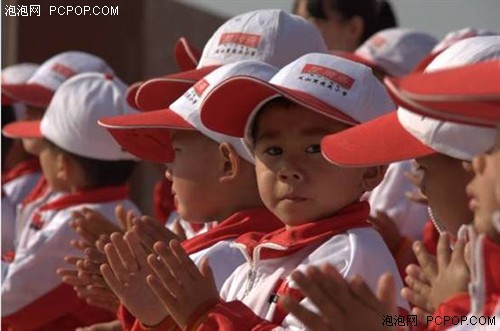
[346,15,364,44]
[361,165,387,192]
[218,142,241,183]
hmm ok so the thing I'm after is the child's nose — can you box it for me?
[164,166,173,182]
[278,161,305,182]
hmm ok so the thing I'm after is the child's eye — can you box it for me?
[264,146,283,156]
[173,147,181,153]
[305,144,321,154]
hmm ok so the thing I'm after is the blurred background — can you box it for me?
[2,0,499,213]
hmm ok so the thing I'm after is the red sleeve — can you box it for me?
[2,283,114,331]
[117,304,139,331]
[426,292,470,331]
[185,300,277,331]
[423,220,438,256]
[132,316,178,331]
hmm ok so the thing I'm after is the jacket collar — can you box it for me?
[2,158,41,184]
[182,207,283,254]
[235,201,371,260]
[38,184,129,212]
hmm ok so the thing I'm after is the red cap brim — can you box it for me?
[1,83,53,108]
[385,60,500,127]
[2,120,42,139]
[200,76,358,138]
[125,81,143,109]
[174,37,201,71]
[136,65,219,111]
[98,109,194,163]
[321,112,436,167]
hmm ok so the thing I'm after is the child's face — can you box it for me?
[415,154,474,235]
[38,140,69,192]
[467,128,500,242]
[21,106,46,156]
[252,104,365,227]
[166,130,225,222]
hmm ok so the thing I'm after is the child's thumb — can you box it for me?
[200,257,216,287]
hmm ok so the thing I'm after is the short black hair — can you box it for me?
[294,0,398,43]
[45,139,136,188]
[250,97,295,144]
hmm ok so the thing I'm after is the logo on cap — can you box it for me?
[215,33,261,56]
[298,64,355,96]
[51,63,76,82]
[193,79,210,97]
[184,79,210,106]
[368,35,387,49]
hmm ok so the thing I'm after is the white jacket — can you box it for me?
[182,202,410,330]
[2,184,139,330]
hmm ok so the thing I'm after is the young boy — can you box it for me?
[1,72,139,331]
[319,53,499,329]
[2,63,40,256]
[1,51,115,253]
[96,61,284,330]
[140,53,408,330]
[285,60,500,331]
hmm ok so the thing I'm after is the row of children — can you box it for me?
[1,3,499,331]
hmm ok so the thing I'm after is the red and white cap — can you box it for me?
[199,53,395,140]
[133,9,327,111]
[98,61,278,163]
[3,73,137,161]
[342,28,437,77]
[1,63,39,106]
[124,37,202,110]
[1,51,114,108]
[321,37,500,166]
[415,27,498,71]
[384,61,500,127]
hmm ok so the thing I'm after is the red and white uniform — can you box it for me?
[1,185,139,331]
[160,201,408,330]
[1,159,42,253]
[2,158,42,208]
[428,228,500,331]
[119,208,284,331]
[368,160,429,241]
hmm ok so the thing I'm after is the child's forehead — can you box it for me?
[254,103,349,137]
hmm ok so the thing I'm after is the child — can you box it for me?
[1,72,139,331]
[141,52,408,329]
[336,28,438,269]
[2,63,40,256]
[96,61,285,330]
[319,61,499,331]
[2,51,115,251]
[285,60,500,331]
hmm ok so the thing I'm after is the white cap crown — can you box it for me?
[41,73,137,161]
[269,53,395,124]
[356,28,437,77]
[29,51,114,92]
[198,9,327,69]
[1,63,39,84]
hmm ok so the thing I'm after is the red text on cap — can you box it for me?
[219,33,261,48]
[51,64,76,78]
[302,64,355,90]
[193,79,210,96]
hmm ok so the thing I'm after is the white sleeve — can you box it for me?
[1,210,81,316]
